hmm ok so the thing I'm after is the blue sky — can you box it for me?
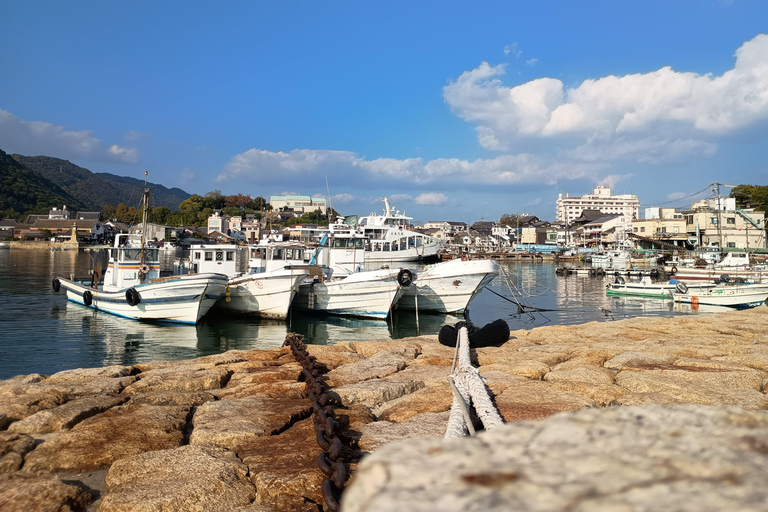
[1,1,767,223]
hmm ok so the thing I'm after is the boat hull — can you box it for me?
[672,284,768,308]
[57,273,229,324]
[398,259,499,313]
[216,269,308,319]
[293,269,403,318]
[606,282,715,299]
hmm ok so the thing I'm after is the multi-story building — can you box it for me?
[683,200,766,249]
[556,186,639,225]
[269,195,327,216]
[631,208,687,248]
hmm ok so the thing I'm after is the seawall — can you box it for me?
[2,306,768,511]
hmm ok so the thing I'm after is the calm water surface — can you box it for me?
[0,248,723,379]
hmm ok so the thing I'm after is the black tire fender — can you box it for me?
[83,290,93,306]
[720,274,730,283]
[675,282,689,294]
[397,269,413,287]
[126,287,141,306]
[52,278,61,292]
[438,319,510,348]
[615,276,625,285]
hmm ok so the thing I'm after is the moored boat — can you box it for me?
[671,282,768,308]
[398,257,498,314]
[606,276,715,299]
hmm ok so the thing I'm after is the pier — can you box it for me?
[2,306,768,511]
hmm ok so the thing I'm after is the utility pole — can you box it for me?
[713,182,723,249]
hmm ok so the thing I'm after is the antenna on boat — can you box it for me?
[139,171,150,281]
[325,174,333,224]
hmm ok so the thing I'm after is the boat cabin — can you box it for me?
[102,234,161,291]
[185,245,239,277]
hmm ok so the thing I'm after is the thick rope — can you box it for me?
[444,327,504,438]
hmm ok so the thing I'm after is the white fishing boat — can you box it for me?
[591,250,630,270]
[667,252,768,282]
[606,276,715,299]
[398,257,499,314]
[292,224,407,318]
[52,176,229,324]
[214,243,310,319]
[357,196,443,262]
[671,281,768,308]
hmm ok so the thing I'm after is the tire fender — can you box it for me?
[126,287,141,306]
[83,290,93,306]
[397,269,413,287]
[52,278,61,292]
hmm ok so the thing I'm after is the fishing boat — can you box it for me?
[212,243,310,319]
[292,224,407,318]
[671,281,768,308]
[398,257,499,314]
[666,252,768,282]
[591,250,630,270]
[52,175,229,324]
[357,196,443,262]
[606,276,714,299]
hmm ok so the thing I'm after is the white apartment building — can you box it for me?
[269,195,327,215]
[556,186,640,225]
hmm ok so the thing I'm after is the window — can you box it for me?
[710,217,718,225]
[226,252,234,261]
[640,227,645,232]
[205,251,213,261]
[726,218,735,225]
[727,242,736,248]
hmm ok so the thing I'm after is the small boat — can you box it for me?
[666,252,768,282]
[212,243,310,319]
[606,276,714,299]
[52,176,229,324]
[292,225,406,319]
[591,250,631,270]
[398,257,499,314]
[671,281,768,308]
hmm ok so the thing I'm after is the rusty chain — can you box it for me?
[284,333,349,511]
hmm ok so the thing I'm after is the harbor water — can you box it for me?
[0,248,721,380]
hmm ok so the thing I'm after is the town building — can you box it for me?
[556,186,640,225]
[631,208,688,249]
[269,195,327,216]
[683,200,766,249]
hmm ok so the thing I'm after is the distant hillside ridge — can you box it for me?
[11,153,192,211]
[1,149,87,218]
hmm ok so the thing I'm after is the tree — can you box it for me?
[225,193,254,210]
[148,206,171,224]
[499,214,522,227]
[203,190,226,210]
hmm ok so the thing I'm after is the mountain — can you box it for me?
[0,149,87,218]
[10,154,191,211]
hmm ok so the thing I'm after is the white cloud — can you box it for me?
[123,130,147,142]
[599,174,633,189]
[504,42,522,57]
[389,194,413,203]
[0,109,141,163]
[666,192,688,201]
[332,193,355,203]
[525,58,538,67]
[415,193,447,205]
[443,34,768,160]
[108,144,140,163]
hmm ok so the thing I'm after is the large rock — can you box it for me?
[326,350,416,387]
[99,444,255,512]
[334,380,425,410]
[0,433,35,473]
[238,418,323,512]
[376,385,453,423]
[0,472,93,512]
[47,365,134,382]
[189,396,310,451]
[22,404,189,473]
[543,366,616,386]
[615,370,768,409]
[0,384,67,423]
[7,395,128,434]
[122,366,232,394]
[358,411,450,452]
[492,381,595,423]
[342,405,768,512]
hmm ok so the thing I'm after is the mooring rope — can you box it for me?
[444,326,504,438]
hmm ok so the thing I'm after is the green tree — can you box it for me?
[499,214,522,227]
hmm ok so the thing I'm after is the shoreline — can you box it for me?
[2,305,768,511]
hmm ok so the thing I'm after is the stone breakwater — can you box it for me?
[1,306,767,511]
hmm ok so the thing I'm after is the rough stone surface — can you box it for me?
[47,365,134,382]
[326,349,415,387]
[334,379,425,409]
[493,381,596,423]
[122,366,232,394]
[22,404,189,473]
[0,433,35,474]
[7,395,128,434]
[0,472,94,512]
[190,396,310,451]
[342,405,768,512]
[99,444,255,512]
[358,411,451,452]
[543,366,616,386]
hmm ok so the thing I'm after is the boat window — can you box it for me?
[272,248,284,260]
[333,238,348,248]
[123,249,141,261]
[409,237,415,248]
[226,251,234,261]
[400,238,407,250]
[354,238,364,249]
[146,249,159,261]
[383,242,390,251]
[194,252,201,261]
[416,237,423,247]
[205,251,213,261]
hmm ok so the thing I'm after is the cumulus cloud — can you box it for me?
[504,42,522,57]
[0,109,140,163]
[217,147,596,189]
[444,34,768,159]
[415,193,448,205]
[525,58,538,67]
[332,193,355,203]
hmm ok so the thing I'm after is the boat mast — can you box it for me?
[140,171,150,271]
